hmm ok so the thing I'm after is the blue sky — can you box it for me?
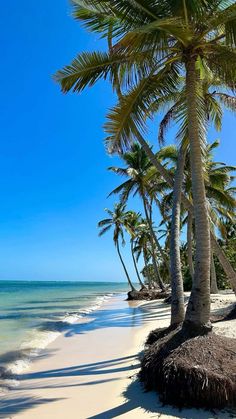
[0,1,235,281]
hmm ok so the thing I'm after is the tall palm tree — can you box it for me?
[109,143,167,290]
[168,146,186,323]
[55,0,236,332]
[157,72,236,314]
[109,144,169,268]
[98,203,136,291]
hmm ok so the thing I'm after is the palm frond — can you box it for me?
[108,179,133,200]
[54,51,118,93]
[205,95,222,131]
[206,45,236,89]
[98,218,112,227]
[207,186,236,210]
[157,145,178,162]
[158,103,178,145]
[126,17,193,46]
[104,63,180,153]
[207,139,220,153]
[71,1,121,36]
[98,225,112,236]
[108,167,128,176]
[214,93,236,111]
[206,2,236,46]
[54,50,153,93]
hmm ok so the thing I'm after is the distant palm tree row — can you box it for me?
[55,0,236,336]
[98,142,235,298]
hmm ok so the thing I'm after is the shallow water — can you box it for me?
[0,280,128,379]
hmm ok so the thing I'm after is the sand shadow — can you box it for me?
[86,377,236,419]
[18,354,139,383]
[0,395,61,418]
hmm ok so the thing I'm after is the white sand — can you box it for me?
[1,292,236,419]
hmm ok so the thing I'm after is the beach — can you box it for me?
[1,292,235,419]
[0,281,128,383]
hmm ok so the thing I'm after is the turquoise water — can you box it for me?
[0,280,127,379]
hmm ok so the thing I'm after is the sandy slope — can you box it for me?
[0,292,235,419]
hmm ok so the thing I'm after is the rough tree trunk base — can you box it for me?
[127,289,169,301]
[140,327,236,409]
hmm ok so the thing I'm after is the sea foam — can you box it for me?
[2,292,114,385]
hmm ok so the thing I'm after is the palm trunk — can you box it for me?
[184,57,211,331]
[211,237,236,292]
[143,247,152,289]
[143,198,166,291]
[136,135,236,292]
[211,252,219,294]
[152,257,163,290]
[116,240,136,291]
[169,147,186,325]
[149,205,171,277]
[131,241,146,289]
[187,211,194,280]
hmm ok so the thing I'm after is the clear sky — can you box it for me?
[0,1,235,281]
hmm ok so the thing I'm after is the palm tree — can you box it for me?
[123,210,146,289]
[109,144,168,263]
[55,0,236,332]
[168,146,186,323]
[157,71,236,311]
[109,143,167,290]
[98,203,136,291]
[133,219,159,289]
[161,140,236,294]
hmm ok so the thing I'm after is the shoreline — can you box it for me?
[1,292,235,418]
[0,289,122,389]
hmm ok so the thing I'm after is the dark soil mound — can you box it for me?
[140,329,236,409]
[127,289,169,301]
[145,324,180,346]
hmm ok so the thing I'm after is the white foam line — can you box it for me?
[3,292,115,380]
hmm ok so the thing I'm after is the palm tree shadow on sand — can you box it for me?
[1,351,235,418]
[0,395,61,418]
[86,377,236,419]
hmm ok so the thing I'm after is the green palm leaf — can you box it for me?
[98,225,112,236]
[104,63,180,153]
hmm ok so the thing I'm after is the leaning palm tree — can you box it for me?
[109,143,167,291]
[123,210,146,289]
[109,143,170,269]
[133,219,159,289]
[98,203,136,291]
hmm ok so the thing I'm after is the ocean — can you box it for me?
[0,280,128,386]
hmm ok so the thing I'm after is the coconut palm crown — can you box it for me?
[98,202,136,290]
